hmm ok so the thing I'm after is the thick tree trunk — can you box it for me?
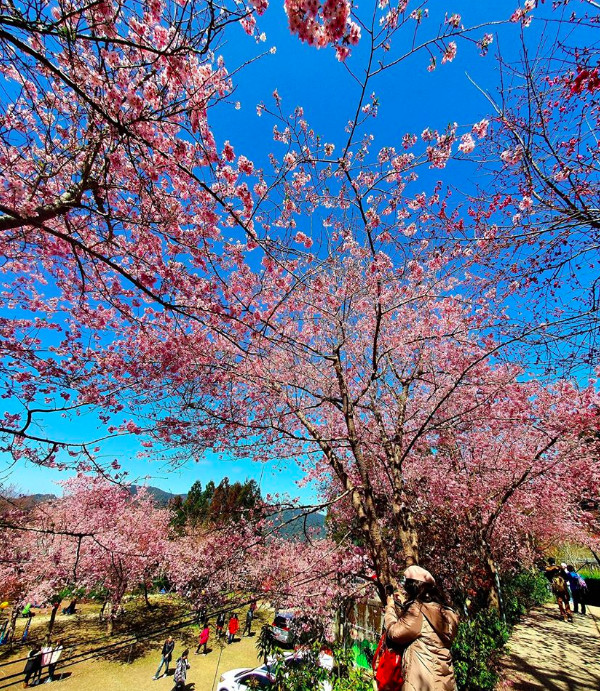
[394,503,419,567]
[351,487,394,603]
[481,536,504,618]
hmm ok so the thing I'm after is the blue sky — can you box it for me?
[2,1,584,501]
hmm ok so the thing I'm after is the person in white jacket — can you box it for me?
[47,641,63,682]
[39,642,53,685]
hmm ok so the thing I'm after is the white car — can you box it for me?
[217,666,275,691]
[218,654,334,691]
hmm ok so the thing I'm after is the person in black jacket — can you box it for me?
[22,646,42,688]
[243,607,253,636]
[152,636,175,680]
[215,611,225,638]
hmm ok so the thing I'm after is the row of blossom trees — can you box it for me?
[0,474,358,640]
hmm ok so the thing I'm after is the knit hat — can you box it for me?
[404,565,436,585]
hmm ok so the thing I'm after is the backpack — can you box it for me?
[372,632,404,691]
[576,574,587,590]
[551,575,567,596]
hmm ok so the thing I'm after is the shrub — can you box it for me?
[452,608,509,691]
[453,569,550,691]
[332,667,373,691]
[502,569,550,627]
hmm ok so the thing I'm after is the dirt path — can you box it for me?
[498,603,600,690]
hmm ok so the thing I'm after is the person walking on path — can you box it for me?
[243,607,253,636]
[385,565,460,691]
[173,649,190,690]
[153,635,175,680]
[544,558,573,622]
[227,613,239,644]
[47,640,63,682]
[566,564,587,615]
[195,624,210,655]
[22,646,42,688]
[215,611,225,638]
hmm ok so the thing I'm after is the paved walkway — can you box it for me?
[498,603,600,690]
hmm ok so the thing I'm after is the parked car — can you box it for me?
[218,658,333,691]
[217,666,275,691]
[270,610,295,646]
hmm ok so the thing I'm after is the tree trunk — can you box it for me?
[105,601,114,635]
[481,536,504,618]
[47,602,60,637]
[6,605,19,645]
[394,503,419,567]
[143,582,155,610]
[351,487,394,602]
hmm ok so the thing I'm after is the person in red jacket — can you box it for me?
[195,624,210,655]
[227,614,239,644]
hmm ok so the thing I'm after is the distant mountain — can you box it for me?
[26,493,56,504]
[266,508,327,540]
[0,493,56,512]
[129,484,183,506]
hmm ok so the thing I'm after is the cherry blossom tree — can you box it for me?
[142,228,598,601]
[0,0,511,471]
[2,0,599,617]
[413,375,600,607]
[167,516,362,623]
[0,474,171,634]
[464,4,600,372]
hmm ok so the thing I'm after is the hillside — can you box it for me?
[5,485,326,539]
[267,508,327,539]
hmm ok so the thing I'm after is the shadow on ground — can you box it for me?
[499,606,600,691]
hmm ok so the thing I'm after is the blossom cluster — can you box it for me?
[284,0,361,61]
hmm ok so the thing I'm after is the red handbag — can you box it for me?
[372,631,404,691]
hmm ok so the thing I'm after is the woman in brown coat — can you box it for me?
[384,565,459,691]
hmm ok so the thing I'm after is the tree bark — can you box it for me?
[47,601,60,637]
[105,602,114,635]
[143,582,155,610]
[6,605,19,645]
[392,500,419,567]
[481,535,503,617]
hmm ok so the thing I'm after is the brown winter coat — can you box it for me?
[384,599,459,691]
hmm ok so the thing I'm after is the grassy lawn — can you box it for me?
[0,597,269,690]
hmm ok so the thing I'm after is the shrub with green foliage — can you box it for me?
[502,569,550,627]
[452,608,509,691]
[266,641,372,691]
[331,667,374,691]
[452,569,550,691]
